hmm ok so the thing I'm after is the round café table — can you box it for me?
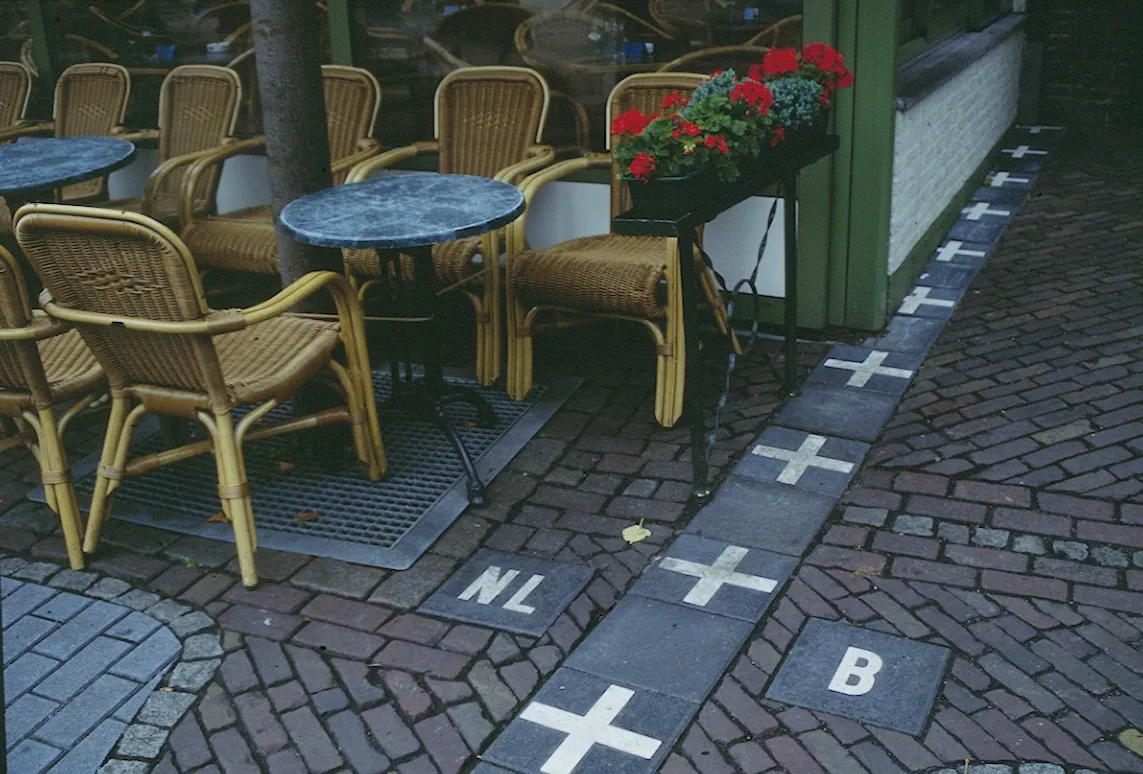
[280,172,526,505]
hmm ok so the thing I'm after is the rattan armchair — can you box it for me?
[20,35,120,78]
[103,65,242,229]
[505,73,738,427]
[179,65,381,278]
[746,14,802,47]
[0,61,32,133]
[515,3,677,73]
[656,43,766,74]
[343,66,555,386]
[14,203,385,588]
[0,245,105,570]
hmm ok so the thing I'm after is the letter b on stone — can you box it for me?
[827,647,883,696]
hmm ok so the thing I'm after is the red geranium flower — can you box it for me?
[770,127,786,147]
[629,152,656,179]
[729,80,774,113]
[838,70,855,89]
[660,92,689,110]
[679,120,702,137]
[803,42,850,80]
[762,48,799,76]
[746,63,765,83]
[704,134,729,153]
[611,108,653,136]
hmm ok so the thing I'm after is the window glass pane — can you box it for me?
[928,0,969,43]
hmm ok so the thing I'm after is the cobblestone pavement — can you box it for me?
[2,129,1142,773]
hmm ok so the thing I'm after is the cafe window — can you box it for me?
[899,0,1015,63]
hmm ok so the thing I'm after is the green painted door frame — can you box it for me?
[25,0,61,107]
[326,0,355,66]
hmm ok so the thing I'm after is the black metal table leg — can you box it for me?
[782,171,799,394]
[677,225,711,500]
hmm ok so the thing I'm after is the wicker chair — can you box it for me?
[14,203,385,587]
[178,65,381,280]
[746,14,802,47]
[343,66,555,386]
[19,35,120,78]
[648,0,715,44]
[515,3,677,72]
[103,65,242,230]
[657,44,766,74]
[0,61,32,132]
[0,244,105,570]
[505,73,737,427]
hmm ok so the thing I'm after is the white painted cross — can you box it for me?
[823,350,913,388]
[751,434,854,485]
[899,286,956,315]
[519,685,662,774]
[934,240,986,263]
[660,545,778,606]
[988,171,1030,187]
[962,202,1011,221]
[1020,125,1062,134]
[1002,144,1048,159]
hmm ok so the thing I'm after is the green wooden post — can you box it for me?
[837,0,898,330]
[25,0,60,109]
[326,0,356,67]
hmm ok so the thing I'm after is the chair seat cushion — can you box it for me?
[181,205,280,275]
[344,236,484,288]
[511,234,668,319]
[105,193,182,227]
[0,329,105,413]
[215,314,341,406]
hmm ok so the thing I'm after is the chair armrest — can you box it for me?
[508,152,610,257]
[112,128,161,143]
[344,141,439,184]
[144,143,237,228]
[494,145,556,186]
[0,314,70,342]
[330,138,382,178]
[0,121,53,143]
[178,135,266,227]
[421,36,469,70]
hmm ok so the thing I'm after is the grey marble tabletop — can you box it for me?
[279,173,525,249]
[0,136,136,197]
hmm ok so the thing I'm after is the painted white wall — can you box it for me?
[888,31,1023,275]
[110,153,789,297]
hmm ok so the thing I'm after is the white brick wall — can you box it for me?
[888,32,1024,275]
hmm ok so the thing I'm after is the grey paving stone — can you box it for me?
[106,611,162,643]
[894,515,933,536]
[896,284,962,320]
[6,738,63,774]
[137,691,197,727]
[471,765,514,774]
[88,578,132,600]
[13,562,61,583]
[1018,765,1064,774]
[145,599,192,623]
[629,534,797,623]
[34,674,139,746]
[863,316,946,355]
[3,583,56,624]
[97,762,150,774]
[929,238,992,267]
[7,692,60,745]
[483,668,698,774]
[736,426,868,497]
[166,658,221,692]
[4,615,57,665]
[765,618,952,735]
[421,549,593,637]
[53,718,127,774]
[971,182,1029,207]
[116,723,169,758]
[1013,535,1046,554]
[32,591,93,622]
[112,674,163,722]
[917,260,980,290]
[183,633,224,660]
[109,627,181,682]
[46,569,98,593]
[1,575,22,597]
[807,346,922,397]
[973,528,1010,548]
[565,596,752,703]
[775,385,899,443]
[34,636,133,701]
[844,506,888,527]
[687,476,835,557]
[447,701,494,750]
[5,651,60,702]
[33,600,131,659]
[168,611,214,637]
[116,590,162,612]
[947,214,1011,245]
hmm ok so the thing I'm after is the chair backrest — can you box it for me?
[748,15,802,48]
[20,35,119,78]
[156,65,242,206]
[0,244,51,404]
[322,65,381,185]
[0,62,31,132]
[53,63,132,201]
[517,4,672,67]
[606,72,705,220]
[657,44,767,75]
[14,204,230,409]
[648,0,711,41]
[434,4,534,67]
[435,66,548,179]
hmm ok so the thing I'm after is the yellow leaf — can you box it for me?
[1120,728,1143,757]
[294,511,320,524]
[206,511,230,524]
[853,566,879,579]
[622,519,651,544]
[278,461,297,473]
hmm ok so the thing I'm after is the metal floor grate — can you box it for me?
[56,371,578,569]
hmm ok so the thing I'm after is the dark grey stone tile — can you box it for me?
[931,238,991,267]
[946,216,1009,245]
[916,261,979,291]
[629,534,797,622]
[774,386,898,443]
[895,285,961,320]
[970,184,1028,208]
[420,549,593,637]
[862,316,946,354]
[1006,125,1064,146]
[686,476,836,556]
[766,618,952,735]
[994,155,1044,174]
[471,765,515,774]
[483,668,697,774]
[735,426,868,496]
[807,346,923,397]
[564,597,751,703]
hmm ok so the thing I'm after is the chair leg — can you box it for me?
[204,410,259,587]
[333,282,387,480]
[478,231,502,386]
[84,394,134,554]
[31,407,84,570]
[656,239,686,428]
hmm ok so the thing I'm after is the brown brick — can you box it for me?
[991,507,1072,536]
[1037,492,1115,520]
[380,614,450,645]
[293,621,385,660]
[224,583,310,614]
[218,604,303,641]
[872,532,940,559]
[300,594,392,631]
[891,558,976,587]
[982,570,1068,601]
[1034,558,1118,587]
[1073,585,1143,614]
[894,472,949,495]
[1076,520,1143,549]
[374,641,471,679]
[954,481,1031,507]
[822,525,869,548]
[530,485,606,512]
[234,691,289,755]
[605,496,685,523]
[944,545,1028,572]
[806,546,886,574]
[906,495,987,524]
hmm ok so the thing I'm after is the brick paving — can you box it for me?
[1,129,1142,773]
